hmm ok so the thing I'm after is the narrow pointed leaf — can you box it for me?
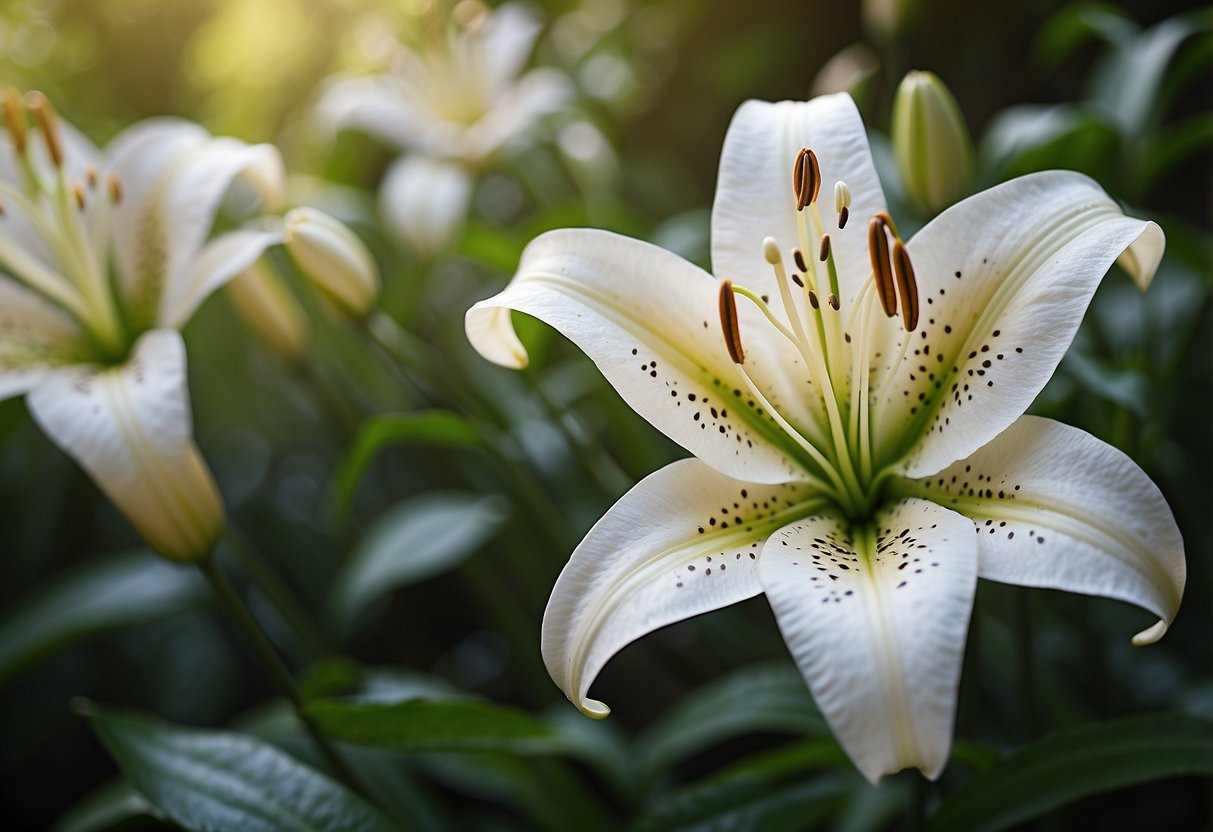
[329,492,509,634]
[84,705,396,832]
[638,662,827,775]
[929,713,1213,832]
[0,550,204,685]
[328,410,483,525]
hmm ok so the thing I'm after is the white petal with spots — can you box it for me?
[712,94,887,319]
[871,171,1164,478]
[907,416,1184,644]
[760,498,977,784]
[26,329,225,561]
[543,458,823,717]
[466,228,823,484]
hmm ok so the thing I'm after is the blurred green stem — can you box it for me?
[198,557,373,805]
[910,772,928,832]
[291,357,360,441]
[223,526,329,661]
[524,371,628,500]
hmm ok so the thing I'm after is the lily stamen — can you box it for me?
[793,147,821,211]
[107,173,123,204]
[72,183,87,211]
[26,92,63,168]
[892,240,919,332]
[2,88,26,155]
[718,279,745,364]
[868,214,897,318]
[834,180,851,229]
[819,234,831,262]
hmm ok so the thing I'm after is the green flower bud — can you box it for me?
[283,208,380,321]
[892,70,973,215]
[228,258,312,366]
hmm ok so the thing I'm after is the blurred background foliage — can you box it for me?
[1,0,1210,829]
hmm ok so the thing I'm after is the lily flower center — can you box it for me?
[720,147,920,520]
[1,89,128,362]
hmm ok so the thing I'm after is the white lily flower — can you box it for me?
[317,1,571,252]
[465,93,1185,783]
[0,91,285,561]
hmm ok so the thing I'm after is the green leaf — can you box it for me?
[52,779,162,832]
[633,741,854,832]
[930,713,1213,832]
[328,410,484,525]
[0,550,205,685]
[329,492,509,634]
[638,662,827,775]
[83,704,396,832]
[304,697,564,754]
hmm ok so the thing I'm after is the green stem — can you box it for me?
[223,527,329,661]
[292,358,360,441]
[197,557,368,801]
[910,771,929,832]
[523,371,627,500]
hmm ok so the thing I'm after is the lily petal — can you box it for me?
[476,2,544,98]
[0,278,89,399]
[316,74,424,152]
[26,329,224,562]
[543,458,823,717]
[761,498,977,783]
[379,155,473,256]
[875,171,1163,478]
[466,228,823,484]
[904,416,1184,644]
[466,68,571,161]
[711,93,887,318]
[160,228,284,329]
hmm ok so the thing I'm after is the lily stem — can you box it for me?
[223,526,329,661]
[197,557,368,801]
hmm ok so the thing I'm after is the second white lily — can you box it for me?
[466,93,1186,783]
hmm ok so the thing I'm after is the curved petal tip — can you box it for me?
[1132,619,1169,646]
[578,698,611,719]
[1120,220,1165,292]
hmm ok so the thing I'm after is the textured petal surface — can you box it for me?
[903,416,1184,644]
[380,156,473,256]
[466,228,824,484]
[711,94,887,319]
[761,498,977,783]
[0,278,89,399]
[869,171,1164,478]
[26,330,224,561]
[543,458,823,716]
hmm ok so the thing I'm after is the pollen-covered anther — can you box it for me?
[85,165,99,189]
[106,173,124,204]
[892,240,919,331]
[2,88,26,154]
[819,234,831,262]
[25,91,63,168]
[71,182,87,211]
[793,147,821,211]
[868,215,897,318]
[809,291,820,310]
[718,279,745,364]
[793,248,808,272]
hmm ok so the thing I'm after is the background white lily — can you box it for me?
[466,93,1186,783]
[317,1,570,254]
[0,93,285,561]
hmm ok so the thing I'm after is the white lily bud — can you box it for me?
[892,70,973,215]
[227,258,311,366]
[380,155,473,257]
[283,207,380,321]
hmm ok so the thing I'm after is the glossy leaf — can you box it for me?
[84,704,396,832]
[0,550,205,685]
[930,713,1213,832]
[304,697,564,754]
[329,492,509,634]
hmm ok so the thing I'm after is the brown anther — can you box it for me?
[718,280,745,364]
[3,88,26,154]
[85,165,98,188]
[892,240,919,332]
[792,147,821,210]
[72,182,87,211]
[808,291,820,310]
[25,91,63,168]
[791,273,804,288]
[874,210,899,239]
[838,205,849,229]
[829,294,840,311]
[868,215,897,318]
[819,234,831,262]
[106,173,123,204]
[793,248,808,272]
